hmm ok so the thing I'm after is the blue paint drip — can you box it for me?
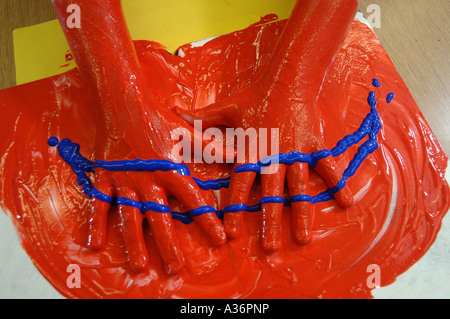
[386,93,395,103]
[49,80,386,225]
[48,136,59,147]
[372,78,382,87]
[56,138,95,199]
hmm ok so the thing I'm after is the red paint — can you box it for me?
[0,0,448,298]
[176,0,358,250]
[65,51,73,62]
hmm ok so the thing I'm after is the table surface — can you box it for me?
[0,0,449,299]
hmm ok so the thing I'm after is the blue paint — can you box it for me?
[116,197,143,211]
[386,93,395,103]
[48,80,386,225]
[372,78,382,87]
[170,212,195,225]
[48,136,59,147]
[186,206,217,218]
[192,177,230,190]
[259,196,285,205]
[91,188,113,204]
[223,203,248,213]
[143,201,171,213]
[95,159,191,176]
[290,194,312,203]
[55,138,95,199]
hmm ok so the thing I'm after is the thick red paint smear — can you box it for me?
[0,18,449,298]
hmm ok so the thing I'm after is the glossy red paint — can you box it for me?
[0,0,448,298]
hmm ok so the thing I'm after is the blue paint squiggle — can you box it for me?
[372,78,382,87]
[386,93,395,104]
[49,80,385,224]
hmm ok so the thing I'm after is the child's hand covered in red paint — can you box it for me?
[52,0,226,274]
[87,107,227,275]
[177,0,357,252]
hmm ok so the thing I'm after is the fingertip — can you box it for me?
[335,186,354,208]
[225,227,239,240]
[128,253,149,274]
[194,213,227,246]
[214,230,228,246]
[224,212,242,240]
[173,105,192,118]
[294,229,312,245]
[290,201,313,246]
[87,232,105,251]
[314,158,354,209]
[165,257,185,276]
[261,203,283,253]
[262,237,281,254]
[210,221,227,246]
[178,111,196,125]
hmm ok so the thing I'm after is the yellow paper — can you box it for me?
[13,0,296,86]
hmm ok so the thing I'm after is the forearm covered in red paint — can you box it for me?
[260,0,358,97]
[52,0,151,158]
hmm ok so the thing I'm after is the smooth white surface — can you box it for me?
[0,211,64,299]
[373,213,450,299]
